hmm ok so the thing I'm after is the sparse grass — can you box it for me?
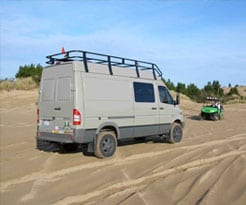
[0,77,38,91]
[225,99,246,104]
[224,97,246,104]
[170,90,191,101]
[0,80,15,91]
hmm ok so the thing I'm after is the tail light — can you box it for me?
[37,108,39,124]
[73,109,81,125]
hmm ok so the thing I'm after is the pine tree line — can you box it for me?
[163,79,241,103]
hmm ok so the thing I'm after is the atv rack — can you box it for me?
[206,97,219,101]
[46,50,163,80]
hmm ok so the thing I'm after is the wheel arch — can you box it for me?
[174,119,184,128]
[96,122,120,139]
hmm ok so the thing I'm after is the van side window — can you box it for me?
[158,86,174,104]
[134,82,155,103]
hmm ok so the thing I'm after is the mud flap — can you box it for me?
[87,141,95,153]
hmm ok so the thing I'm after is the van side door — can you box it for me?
[158,86,175,134]
[133,82,159,137]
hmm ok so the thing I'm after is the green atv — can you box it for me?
[200,97,224,121]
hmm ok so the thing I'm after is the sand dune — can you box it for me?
[0,90,245,205]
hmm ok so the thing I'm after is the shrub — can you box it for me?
[14,77,38,90]
[0,80,15,91]
[15,64,43,85]
[228,87,239,96]
[0,77,38,91]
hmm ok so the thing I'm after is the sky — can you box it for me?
[1,0,246,88]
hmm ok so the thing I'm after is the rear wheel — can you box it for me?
[168,123,183,143]
[95,131,117,158]
[213,113,219,121]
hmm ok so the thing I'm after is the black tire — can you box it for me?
[168,123,183,143]
[95,131,117,158]
[200,113,206,120]
[212,113,219,121]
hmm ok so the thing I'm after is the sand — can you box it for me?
[0,90,245,205]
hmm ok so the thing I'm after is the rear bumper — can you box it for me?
[36,132,74,143]
[36,129,96,144]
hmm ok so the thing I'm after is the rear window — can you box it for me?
[41,77,71,102]
[57,77,71,101]
[41,79,55,101]
[133,82,155,103]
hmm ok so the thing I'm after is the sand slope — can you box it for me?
[0,90,245,205]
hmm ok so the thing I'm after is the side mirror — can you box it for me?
[175,94,180,105]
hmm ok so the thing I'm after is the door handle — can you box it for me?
[160,107,164,110]
[54,107,61,111]
[152,107,157,110]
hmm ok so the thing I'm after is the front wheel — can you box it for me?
[212,113,219,121]
[200,112,206,120]
[95,131,117,158]
[168,123,183,143]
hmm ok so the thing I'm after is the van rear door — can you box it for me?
[39,63,74,134]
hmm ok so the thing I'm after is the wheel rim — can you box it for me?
[173,126,182,142]
[100,135,115,156]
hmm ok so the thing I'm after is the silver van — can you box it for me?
[36,50,184,158]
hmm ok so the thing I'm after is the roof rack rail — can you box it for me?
[46,50,163,80]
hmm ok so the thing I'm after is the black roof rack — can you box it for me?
[46,50,163,80]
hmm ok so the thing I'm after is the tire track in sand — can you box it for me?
[20,155,58,202]
[176,156,236,205]
[52,150,245,205]
[0,133,245,194]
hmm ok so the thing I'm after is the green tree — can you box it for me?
[176,82,186,95]
[203,80,223,97]
[228,87,239,96]
[187,83,201,101]
[212,80,223,97]
[15,64,43,84]
[163,78,176,91]
[203,81,213,96]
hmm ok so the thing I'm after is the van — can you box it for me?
[36,50,184,158]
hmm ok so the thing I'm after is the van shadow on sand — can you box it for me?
[118,136,168,146]
[37,136,168,157]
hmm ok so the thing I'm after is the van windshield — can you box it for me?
[158,86,174,104]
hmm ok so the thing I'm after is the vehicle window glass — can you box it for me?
[158,86,174,104]
[134,82,155,103]
[41,79,55,101]
[57,77,71,101]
